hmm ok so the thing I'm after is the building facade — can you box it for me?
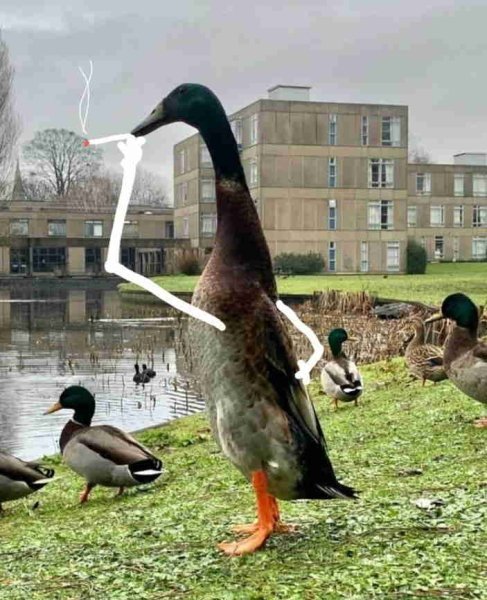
[0,189,184,277]
[173,85,487,272]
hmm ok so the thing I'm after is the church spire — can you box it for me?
[11,159,26,202]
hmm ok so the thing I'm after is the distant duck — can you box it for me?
[142,364,156,379]
[0,452,55,511]
[44,386,163,502]
[405,318,447,386]
[133,363,150,384]
[426,293,487,428]
[321,329,363,409]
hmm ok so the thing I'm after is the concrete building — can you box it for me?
[173,86,487,272]
[0,170,184,277]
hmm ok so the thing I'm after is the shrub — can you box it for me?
[177,254,202,275]
[406,239,427,274]
[274,252,325,275]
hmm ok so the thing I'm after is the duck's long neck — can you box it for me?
[443,325,477,368]
[60,419,86,453]
[199,115,276,298]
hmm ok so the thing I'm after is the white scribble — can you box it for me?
[86,133,226,331]
[78,60,93,135]
[276,300,324,385]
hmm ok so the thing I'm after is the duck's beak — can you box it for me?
[44,401,62,415]
[347,337,359,343]
[424,312,444,324]
[131,100,173,137]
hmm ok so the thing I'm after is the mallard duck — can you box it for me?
[131,84,356,556]
[44,386,163,502]
[404,318,447,386]
[133,363,150,384]
[426,293,487,428]
[320,328,363,409]
[142,364,156,379]
[0,452,54,511]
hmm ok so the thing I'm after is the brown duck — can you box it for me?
[131,84,356,556]
[405,318,447,386]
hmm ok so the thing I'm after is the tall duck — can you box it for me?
[44,386,163,502]
[426,293,487,428]
[132,84,356,556]
[0,452,54,511]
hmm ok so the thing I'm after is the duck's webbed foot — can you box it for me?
[79,483,95,504]
[473,417,487,428]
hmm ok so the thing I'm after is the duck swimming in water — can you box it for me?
[44,386,163,502]
[131,83,356,555]
[133,363,150,384]
[142,364,156,379]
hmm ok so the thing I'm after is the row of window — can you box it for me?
[408,204,487,228]
[8,220,175,239]
[327,241,400,272]
[415,172,487,196]
[427,236,487,261]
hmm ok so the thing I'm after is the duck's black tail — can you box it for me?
[129,458,163,484]
[315,481,358,500]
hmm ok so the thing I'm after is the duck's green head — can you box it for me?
[44,385,95,426]
[328,328,355,357]
[131,83,224,137]
[426,293,479,332]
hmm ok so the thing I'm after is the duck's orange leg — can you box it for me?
[79,483,95,504]
[219,471,274,556]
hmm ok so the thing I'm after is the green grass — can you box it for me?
[118,263,487,306]
[1,360,485,599]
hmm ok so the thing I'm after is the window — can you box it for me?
[249,160,258,185]
[48,220,66,236]
[10,219,28,236]
[201,214,217,237]
[453,237,460,261]
[231,119,243,148]
[328,114,337,145]
[407,206,417,227]
[250,113,259,145]
[10,248,29,274]
[434,236,444,259]
[453,206,464,227]
[454,174,464,197]
[328,199,337,230]
[85,220,103,237]
[180,181,188,205]
[472,237,487,260]
[85,247,102,273]
[32,247,66,273]
[328,157,337,188]
[368,200,394,230]
[381,116,401,146]
[200,143,211,166]
[473,174,487,197]
[369,159,394,188]
[430,205,445,227]
[201,180,215,202]
[416,172,431,195]
[386,241,400,271]
[473,205,487,227]
[165,221,174,238]
[360,241,369,272]
[328,241,336,272]
[361,115,368,146]
[183,217,189,238]
[120,247,135,270]
[123,220,138,237]
[178,149,186,174]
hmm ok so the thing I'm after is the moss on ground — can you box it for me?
[0,360,485,599]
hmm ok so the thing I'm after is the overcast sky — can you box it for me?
[2,0,487,201]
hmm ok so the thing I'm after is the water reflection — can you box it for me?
[0,282,202,460]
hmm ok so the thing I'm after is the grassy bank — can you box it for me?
[118,263,487,306]
[1,360,485,599]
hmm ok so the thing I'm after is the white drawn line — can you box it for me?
[276,300,324,385]
[85,133,226,332]
[78,60,93,135]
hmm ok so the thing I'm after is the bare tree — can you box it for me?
[0,32,20,199]
[131,168,168,207]
[23,129,102,197]
[68,168,120,211]
[408,134,434,164]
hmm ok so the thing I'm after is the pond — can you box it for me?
[0,280,203,460]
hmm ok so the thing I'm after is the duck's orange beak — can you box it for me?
[44,401,62,415]
[424,312,443,324]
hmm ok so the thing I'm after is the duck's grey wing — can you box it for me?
[472,341,487,361]
[323,361,351,387]
[74,426,160,466]
[0,452,53,486]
